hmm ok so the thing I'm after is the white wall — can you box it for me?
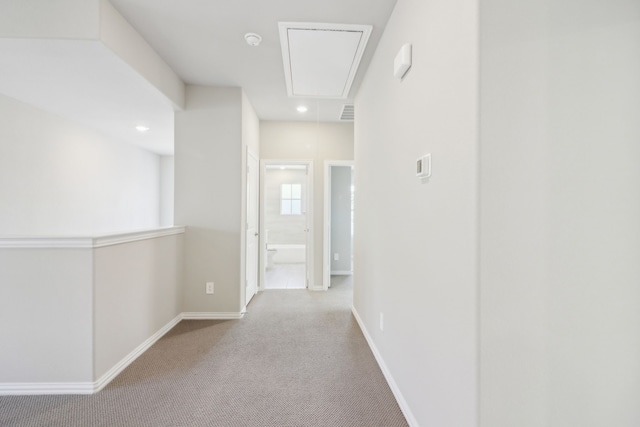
[330,166,352,273]
[0,248,94,383]
[0,94,161,236]
[479,1,640,426]
[0,229,184,389]
[354,0,479,425]
[175,86,244,314]
[0,0,100,39]
[260,121,354,288]
[94,233,183,380]
[265,169,307,245]
[99,0,185,110]
[160,155,174,227]
[242,91,260,156]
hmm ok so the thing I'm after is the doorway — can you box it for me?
[323,161,354,290]
[260,160,314,290]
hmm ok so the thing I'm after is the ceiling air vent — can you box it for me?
[340,104,354,121]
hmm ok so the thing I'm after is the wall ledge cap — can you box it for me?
[0,226,186,249]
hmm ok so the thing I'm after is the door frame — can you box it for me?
[259,159,314,291]
[323,160,354,291]
[244,148,259,309]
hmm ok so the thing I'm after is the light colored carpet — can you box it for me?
[0,276,408,426]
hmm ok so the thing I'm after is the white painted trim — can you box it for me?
[0,311,250,396]
[0,382,94,396]
[331,270,353,276]
[323,160,354,290]
[93,314,183,393]
[0,313,184,396]
[244,147,260,308]
[306,161,315,290]
[351,307,419,427]
[0,226,186,249]
[181,312,245,320]
[259,160,266,292]
[93,226,185,248]
[0,237,95,249]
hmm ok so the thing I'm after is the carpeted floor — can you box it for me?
[0,276,408,427]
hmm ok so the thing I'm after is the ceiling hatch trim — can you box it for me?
[278,22,372,99]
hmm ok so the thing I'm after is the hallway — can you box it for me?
[0,276,407,427]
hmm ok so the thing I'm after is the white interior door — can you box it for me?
[245,150,259,306]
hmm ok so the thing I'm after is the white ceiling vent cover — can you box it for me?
[279,22,372,99]
[340,104,355,121]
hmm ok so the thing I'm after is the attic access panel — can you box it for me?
[279,22,372,99]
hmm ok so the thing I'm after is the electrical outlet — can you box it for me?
[206,282,214,294]
[379,312,384,331]
[334,253,339,261]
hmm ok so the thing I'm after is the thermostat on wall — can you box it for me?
[416,154,431,179]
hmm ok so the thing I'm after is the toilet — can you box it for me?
[265,229,277,269]
[267,248,277,269]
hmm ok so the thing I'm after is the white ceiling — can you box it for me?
[0,1,397,155]
[0,39,175,155]
[109,0,398,122]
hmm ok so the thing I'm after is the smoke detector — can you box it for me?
[244,33,262,47]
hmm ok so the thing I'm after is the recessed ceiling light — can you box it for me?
[296,106,308,113]
[135,125,150,132]
[244,33,262,47]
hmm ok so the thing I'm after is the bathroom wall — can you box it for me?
[264,168,307,245]
[330,165,352,273]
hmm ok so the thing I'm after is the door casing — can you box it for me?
[323,160,354,290]
[244,148,260,308]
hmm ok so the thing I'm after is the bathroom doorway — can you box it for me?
[259,161,313,290]
[323,161,354,290]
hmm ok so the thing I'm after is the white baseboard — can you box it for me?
[331,270,353,276]
[0,311,244,395]
[0,382,94,396]
[351,307,419,427]
[181,312,245,320]
[93,313,183,393]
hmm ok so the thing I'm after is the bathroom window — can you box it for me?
[281,183,302,215]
